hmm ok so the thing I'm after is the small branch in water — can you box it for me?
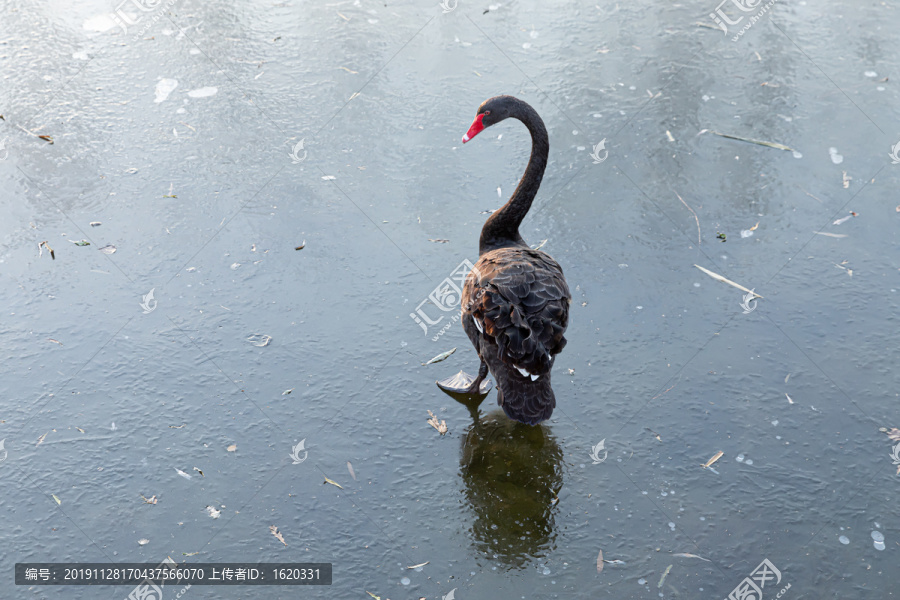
[675,192,701,245]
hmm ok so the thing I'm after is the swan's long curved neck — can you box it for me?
[479,102,548,255]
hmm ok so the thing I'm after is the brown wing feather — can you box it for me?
[462,247,570,376]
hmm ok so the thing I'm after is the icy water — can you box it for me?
[1,0,899,598]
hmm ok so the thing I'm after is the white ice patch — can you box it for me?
[154,78,178,103]
[83,14,117,32]
[187,86,218,98]
[828,147,843,164]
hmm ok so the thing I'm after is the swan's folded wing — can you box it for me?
[464,248,570,377]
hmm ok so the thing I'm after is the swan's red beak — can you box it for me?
[462,113,485,143]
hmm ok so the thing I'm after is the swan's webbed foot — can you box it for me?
[436,362,492,396]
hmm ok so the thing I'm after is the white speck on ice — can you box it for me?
[864,70,877,77]
[839,535,849,545]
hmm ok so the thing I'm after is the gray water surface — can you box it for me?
[1,0,899,598]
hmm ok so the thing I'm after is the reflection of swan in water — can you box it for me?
[458,405,563,569]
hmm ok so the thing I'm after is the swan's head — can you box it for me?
[462,95,516,143]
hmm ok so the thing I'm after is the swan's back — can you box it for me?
[461,247,570,423]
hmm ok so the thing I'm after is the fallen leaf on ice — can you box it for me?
[785,393,795,404]
[658,564,673,588]
[427,410,448,435]
[673,553,710,561]
[324,477,343,489]
[833,212,857,225]
[597,549,604,573]
[407,562,429,569]
[422,348,456,365]
[702,450,724,468]
[269,525,287,546]
[226,444,237,452]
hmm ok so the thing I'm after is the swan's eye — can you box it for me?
[483,110,491,116]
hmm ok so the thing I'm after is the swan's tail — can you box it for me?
[495,376,556,425]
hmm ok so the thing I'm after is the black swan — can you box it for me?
[437,95,571,425]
